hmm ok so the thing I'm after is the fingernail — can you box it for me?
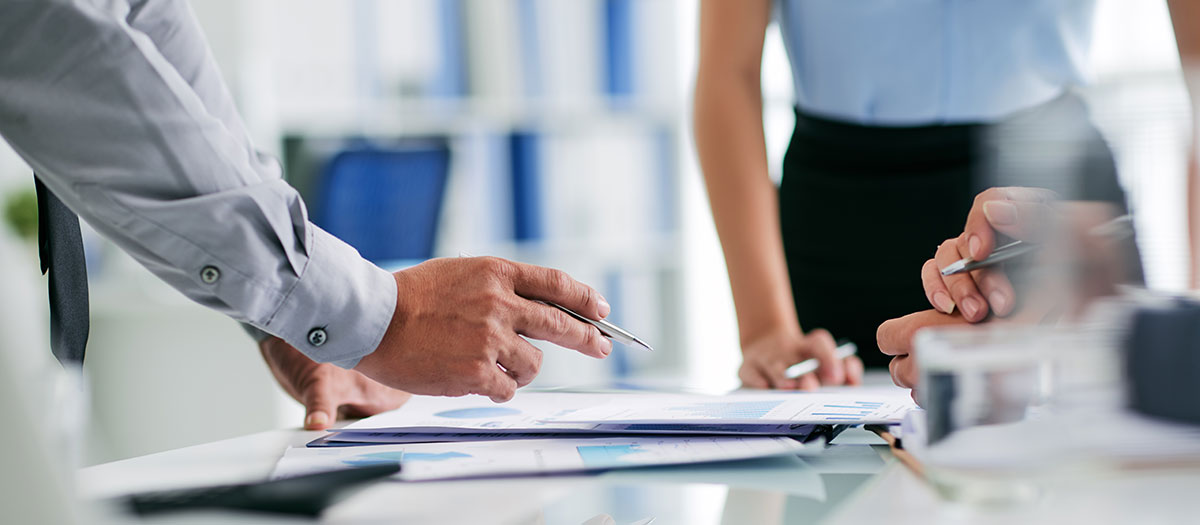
[968,235,982,259]
[305,412,328,429]
[933,292,956,314]
[989,291,1008,315]
[983,201,1018,225]
[597,297,611,319]
[961,296,983,320]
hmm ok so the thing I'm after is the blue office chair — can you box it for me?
[313,141,451,264]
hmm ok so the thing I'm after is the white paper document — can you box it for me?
[335,392,841,439]
[274,436,817,482]
[539,391,915,425]
[338,392,611,434]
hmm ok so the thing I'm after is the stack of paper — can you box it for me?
[273,389,916,481]
[276,436,819,482]
[315,391,913,446]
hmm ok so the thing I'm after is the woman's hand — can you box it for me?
[739,327,863,390]
[922,187,1059,322]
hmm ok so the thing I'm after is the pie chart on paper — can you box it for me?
[433,407,522,419]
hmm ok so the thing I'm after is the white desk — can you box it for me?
[80,422,1200,524]
[79,426,893,524]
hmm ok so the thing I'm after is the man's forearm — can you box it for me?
[0,1,395,366]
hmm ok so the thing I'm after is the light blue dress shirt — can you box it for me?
[776,0,1096,126]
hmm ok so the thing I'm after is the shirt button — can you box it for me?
[200,265,221,284]
[307,328,328,347]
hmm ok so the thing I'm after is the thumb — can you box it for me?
[303,382,338,430]
[982,199,1057,241]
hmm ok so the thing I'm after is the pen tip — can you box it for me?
[635,339,654,352]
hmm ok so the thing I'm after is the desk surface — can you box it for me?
[80,426,894,525]
[80,424,1200,525]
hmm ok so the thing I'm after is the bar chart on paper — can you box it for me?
[808,400,888,421]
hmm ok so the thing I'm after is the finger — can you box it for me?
[341,388,412,419]
[302,379,339,430]
[843,356,864,386]
[981,191,1058,241]
[515,301,612,358]
[506,260,611,320]
[738,362,771,389]
[888,356,903,387]
[495,336,544,388]
[760,358,800,390]
[922,258,956,314]
[965,187,1058,259]
[972,267,1017,317]
[796,373,820,391]
[888,355,918,389]
[877,309,966,357]
[963,188,1008,260]
[935,239,989,322]
[476,365,519,403]
[804,329,845,385]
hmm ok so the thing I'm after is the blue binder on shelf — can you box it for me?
[314,142,452,263]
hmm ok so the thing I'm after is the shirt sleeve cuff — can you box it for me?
[262,227,395,369]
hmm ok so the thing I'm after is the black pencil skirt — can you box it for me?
[778,93,1128,369]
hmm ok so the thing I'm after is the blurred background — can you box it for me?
[0,0,1192,465]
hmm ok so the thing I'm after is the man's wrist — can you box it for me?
[263,227,396,369]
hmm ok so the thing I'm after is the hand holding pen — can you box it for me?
[923,188,1134,323]
[921,187,1060,322]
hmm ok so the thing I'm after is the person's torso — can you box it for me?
[775,0,1095,126]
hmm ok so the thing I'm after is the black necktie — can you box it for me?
[35,176,89,365]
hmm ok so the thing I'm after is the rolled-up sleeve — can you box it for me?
[0,0,395,368]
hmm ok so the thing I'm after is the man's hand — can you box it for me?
[922,187,1059,322]
[877,310,970,401]
[739,327,863,390]
[355,257,613,403]
[259,337,411,430]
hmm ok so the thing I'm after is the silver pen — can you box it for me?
[785,342,857,379]
[543,301,654,351]
[939,240,1038,276]
[458,252,653,351]
[940,214,1134,276]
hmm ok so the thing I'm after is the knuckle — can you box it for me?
[951,282,977,299]
[469,360,495,384]
[479,256,503,272]
[545,310,569,335]
[529,348,544,374]
[586,326,606,348]
[479,288,510,312]
[938,239,959,255]
[483,322,508,347]
[580,285,599,309]
[550,270,574,293]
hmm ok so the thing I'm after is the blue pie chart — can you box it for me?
[434,406,522,419]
